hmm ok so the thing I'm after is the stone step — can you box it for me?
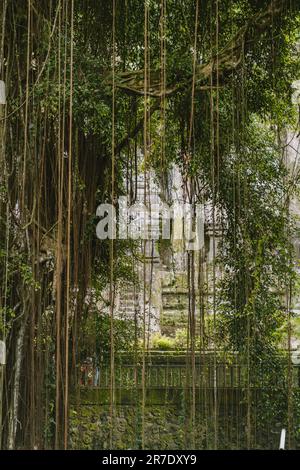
[120,297,136,303]
[119,303,137,309]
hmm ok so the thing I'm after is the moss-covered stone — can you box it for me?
[69,404,207,450]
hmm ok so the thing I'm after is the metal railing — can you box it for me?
[78,352,300,390]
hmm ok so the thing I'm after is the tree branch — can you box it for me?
[107,0,285,98]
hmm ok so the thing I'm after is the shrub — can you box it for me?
[151,333,175,350]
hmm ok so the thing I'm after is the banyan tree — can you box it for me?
[0,0,300,450]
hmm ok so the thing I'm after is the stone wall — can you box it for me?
[70,404,217,450]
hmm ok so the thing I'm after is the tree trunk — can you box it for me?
[7,318,25,449]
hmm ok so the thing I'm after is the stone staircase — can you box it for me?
[160,268,189,336]
[117,286,139,320]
